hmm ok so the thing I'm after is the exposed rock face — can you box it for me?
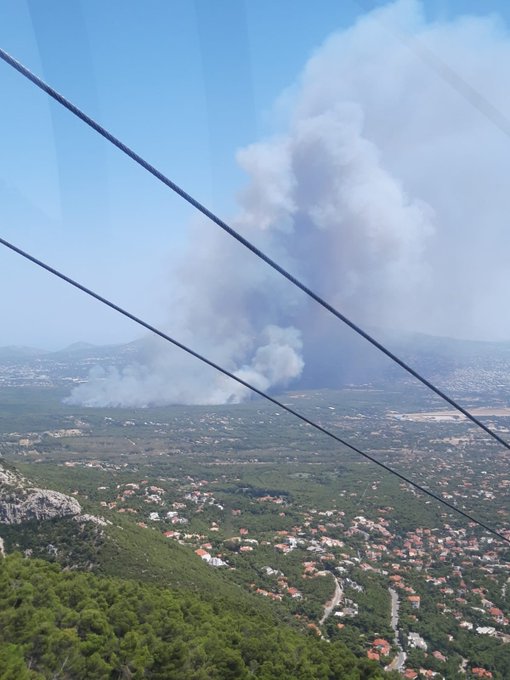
[0,466,21,487]
[74,513,109,527]
[0,462,81,525]
[0,489,81,524]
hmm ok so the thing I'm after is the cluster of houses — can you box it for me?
[88,471,508,679]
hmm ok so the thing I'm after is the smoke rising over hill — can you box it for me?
[68,1,510,406]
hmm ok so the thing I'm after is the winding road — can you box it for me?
[319,575,343,625]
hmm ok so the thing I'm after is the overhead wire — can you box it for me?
[0,235,508,547]
[1,47,510,453]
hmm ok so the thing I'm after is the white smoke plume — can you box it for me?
[68,0,510,406]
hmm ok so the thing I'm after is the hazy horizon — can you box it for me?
[3,1,510,404]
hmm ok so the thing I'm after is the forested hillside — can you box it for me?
[0,554,391,680]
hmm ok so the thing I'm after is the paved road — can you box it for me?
[389,587,399,632]
[385,650,406,673]
[319,576,343,625]
[386,587,406,672]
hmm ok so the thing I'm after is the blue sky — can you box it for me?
[1,0,510,348]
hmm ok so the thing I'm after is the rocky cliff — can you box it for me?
[0,462,81,525]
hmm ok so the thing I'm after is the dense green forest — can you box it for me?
[0,554,393,680]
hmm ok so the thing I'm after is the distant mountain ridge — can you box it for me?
[1,333,510,397]
[0,345,49,360]
[0,339,143,361]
